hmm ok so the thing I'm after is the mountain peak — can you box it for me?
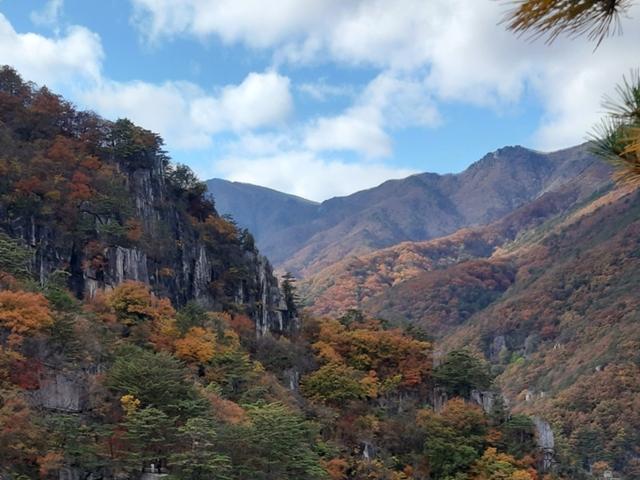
[208,144,611,276]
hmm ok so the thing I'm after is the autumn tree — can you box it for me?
[311,317,432,390]
[107,281,175,326]
[0,290,53,347]
[174,327,217,364]
[0,389,47,477]
[469,447,535,480]
[106,281,178,348]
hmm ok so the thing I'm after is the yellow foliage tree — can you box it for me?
[120,394,141,416]
[107,281,179,349]
[175,327,217,363]
[107,281,175,326]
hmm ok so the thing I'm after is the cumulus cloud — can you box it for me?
[0,13,102,88]
[304,72,440,157]
[129,0,640,151]
[214,140,416,201]
[78,71,293,150]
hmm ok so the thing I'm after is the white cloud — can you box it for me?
[298,80,354,101]
[79,71,293,150]
[305,108,392,158]
[214,146,416,201]
[304,72,440,157]
[30,0,64,27]
[130,0,344,47]
[129,0,640,151]
[190,71,292,132]
[0,11,293,152]
[0,13,102,88]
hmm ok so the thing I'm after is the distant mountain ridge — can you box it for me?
[207,144,611,276]
[206,178,318,241]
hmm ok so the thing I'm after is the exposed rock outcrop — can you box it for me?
[2,124,290,336]
[533,416,555,472]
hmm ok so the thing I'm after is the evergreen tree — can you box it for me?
[281,272,299,318]
[433,349,493,398]
[169,417,232,480]
[107,346,203,418]
[221,402,327,480]
[122,407,176,473]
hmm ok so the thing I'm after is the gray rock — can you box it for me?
[532,416,555,472]
[31,368,88,413]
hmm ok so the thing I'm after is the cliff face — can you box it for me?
[0,67,289,335]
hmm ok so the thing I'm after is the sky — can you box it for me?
[0,0,638,201]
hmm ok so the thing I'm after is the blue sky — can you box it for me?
[0,0,638,201]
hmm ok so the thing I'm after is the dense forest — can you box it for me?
[0,68,545,479]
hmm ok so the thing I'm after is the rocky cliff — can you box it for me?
[0,66,289,335]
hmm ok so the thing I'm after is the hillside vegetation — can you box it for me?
[0,68,543,480]
[305,183,640,478]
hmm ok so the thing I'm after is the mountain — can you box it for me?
[206,178,319,245]
[0,68,544,480]
[308,181,640,476]
[208,144,611,277]
[1,66,636,479]
[303,178,605,317]
[0,66,290,334]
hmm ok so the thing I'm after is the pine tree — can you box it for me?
[169,417,232,480]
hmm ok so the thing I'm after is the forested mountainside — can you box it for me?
[0,67,546,480]
[304,171,612,318]
[208,144,610,277]
[0,67,289,335]
[304,182,640,477]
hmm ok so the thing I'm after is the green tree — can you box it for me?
[419,399,488,479]
[207,350,261,401]
[44,414,107,472]
[175,300,209,333]
[222,402,327,480]
[122,407,176,473]
[301,363,365,405]
[107,346,203,418]
[433,349,493,398]
[0,233,32,280]
[591,72,640,187]
[281,272,299,318]
[501,415,536,458]
[169,417,232,480]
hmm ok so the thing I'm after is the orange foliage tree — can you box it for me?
[0,290,53,347]
[106,281,178,349]
[311,317,432,390]
[174,327,217,363]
